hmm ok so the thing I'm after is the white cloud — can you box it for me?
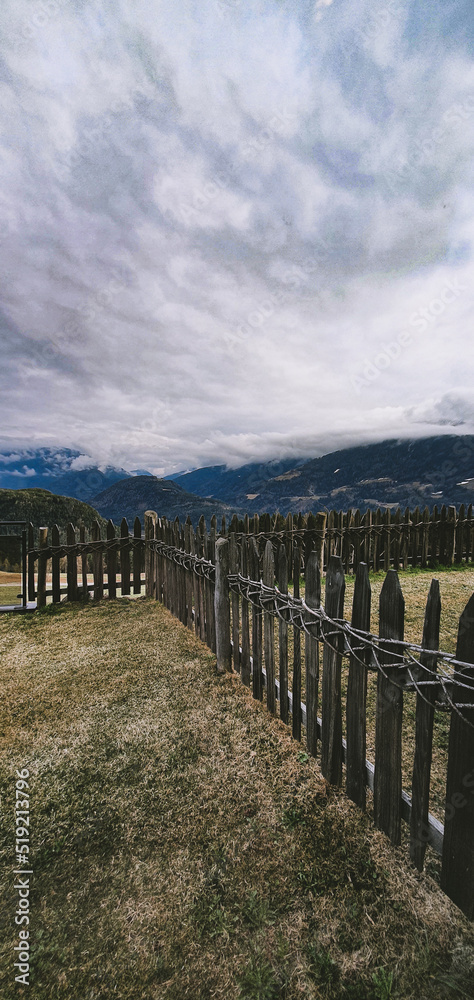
[314,0,334,24]
[0,0,472,473]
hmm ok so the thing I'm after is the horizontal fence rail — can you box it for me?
[21,507,474,919]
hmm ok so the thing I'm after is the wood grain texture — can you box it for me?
[321,556,345,784]
[410,579,440,871]
[374,570,405,845]
[305,550,321,758]
[346,562,371,810]
[441,593,474,919]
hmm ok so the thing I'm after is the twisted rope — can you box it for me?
[227,572,474,728]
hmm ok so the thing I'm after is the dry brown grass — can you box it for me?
[0,596,473,999]
[0,572,21,584]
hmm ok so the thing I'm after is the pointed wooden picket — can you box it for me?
[410,579,441,870]
[249,537,263,701]
[374,570,405,845]
[321,556,345,785]
[346,563,371,810]
[441,593,474,919]
[292,544,302,741]
[305,550,321,758]
[263,540,276,715]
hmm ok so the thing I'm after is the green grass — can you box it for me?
[0,597,473,999]
[0,585,22,605]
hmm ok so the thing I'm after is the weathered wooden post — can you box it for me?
[66,522,77,602]
[249,537,263,701]
[441,593,474,919]
[343,510,352,573]
[52,524,61,604]
[392,508,402,570]
[144,511,157,598]
[402,507,410,570]
[196,521,206,642]
[215,537,231,673]
[373,508,382,572]
[174,518,184,624]
[277,544,289,724]
[263,540,276,715]
[240,537,251,687]
[327,509,336,561]
[208,522,217,652]
[106,519,117,599]
[411,507,420,568]
[430,506,439,567]
[185,519,194,629]
[155,519,164,604]
[27,523,35,602]
[190,524,199,636]
[133,516,142,595]
[230,533,240,671]
[362,509,372,567]
[80,522,88,598]
[466,504,473,564]
[438,506,447,565]
[420,507,430,567]
[305,550,321,758]
[455,505,465,565]
[201,517,210,643]
[285,512,293,582]
[410,579,441,871]
[120,518,130,596]
[383,509,391,572]
[353,509,362,571]
[446,506,457,566]
[37,527,48,609]
[292,544,302,740]
[346,563,371,809]
[374,571,405,845]
[92,520,103,600]
[321,556,345,784]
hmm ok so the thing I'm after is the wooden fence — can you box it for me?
[24,500,474,607]
[25,509,474,919]
[221,503,474,574]
[148,512,474,922]
[27,517,145,606]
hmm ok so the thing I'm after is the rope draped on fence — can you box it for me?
[226,570,474,726]
[150,540,215,581]
[151,527,474,921]
[231,514,473,540]
[27,537,145,560]
[151,537,474,727]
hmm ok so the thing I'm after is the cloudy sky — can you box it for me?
[0,0,473,476]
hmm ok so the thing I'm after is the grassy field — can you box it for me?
[0,595,473,999]
[0,586,23,605]
[0,571,23,607]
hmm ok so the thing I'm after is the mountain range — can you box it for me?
[168,436,474,515]
[0,437,473,525]
[0,448,130,501]
[89,476,240,527]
